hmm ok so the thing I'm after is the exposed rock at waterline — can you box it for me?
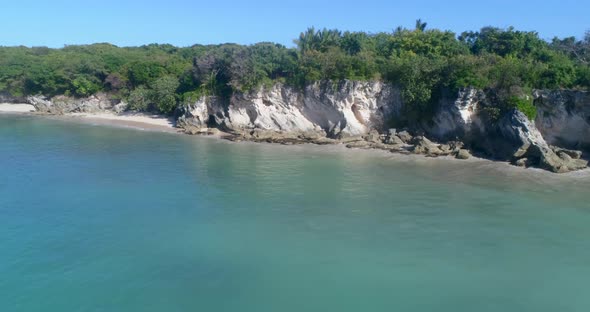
[497,110,587,173]
[4,81,588,173]
[455,149,472,160]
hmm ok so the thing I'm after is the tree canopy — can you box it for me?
[0,21,588,119]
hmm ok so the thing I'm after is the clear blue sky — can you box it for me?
[1,0,587,47]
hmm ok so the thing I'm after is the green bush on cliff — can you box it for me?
[507,96,537,120]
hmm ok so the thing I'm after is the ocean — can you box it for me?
[2,114,590,312]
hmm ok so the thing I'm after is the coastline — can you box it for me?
[0,103,36,113]
[2,107,589,177]
[65,112,179,133]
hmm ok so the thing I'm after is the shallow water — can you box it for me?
[2,115,590,312]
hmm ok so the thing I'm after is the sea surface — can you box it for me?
[2,114,590,312]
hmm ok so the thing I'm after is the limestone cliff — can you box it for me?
[3,81,589,173]
[177,81,401,138]
[428,88,589,172]
[533,90,590,151]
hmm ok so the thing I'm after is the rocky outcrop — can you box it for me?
[533,90,590,151]
[28,93,118,114]
[429,88,588,172]
[177,81,401,139]
[175,83,589,172]
[498,110,587,173]
[429,88,486,141]
[0,93,27,104]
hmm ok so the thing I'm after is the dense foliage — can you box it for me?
[1,22,588,121]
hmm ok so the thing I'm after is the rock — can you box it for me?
[346,141,373,149]
[411,136,445,156]
[176,81,402,138]
[27,94,114,114]
[389,144,406,152]
[363,129,382,143]
[113,102,128,114]
[551,146,583,160]
[396,130,413,144]
[312,137,339,145]
[455,149,472,160]
[386,135,404,145]
[439,144,453,154]
[385,128,404,145]
[176,97,214,130]
[534,90,590,151]
[429,87,486,141]
[498,110,588,173]
[513,158,530,167]
[340,136,364,144]
[184,126,209,135]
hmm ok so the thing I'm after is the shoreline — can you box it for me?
[65,112,180,134]
[2,108,589,177]
[0,103,36,113]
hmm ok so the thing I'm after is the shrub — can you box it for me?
[127,86,151,111]
[508,96,537,120]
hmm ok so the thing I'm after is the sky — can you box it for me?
[0,0,587,48]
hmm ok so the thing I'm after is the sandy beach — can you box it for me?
[0,103,36,113]
[65,112,178,133]
[0,103,178,133]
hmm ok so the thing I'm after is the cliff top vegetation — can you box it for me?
[1,21,588,118]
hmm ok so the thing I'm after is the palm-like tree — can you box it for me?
[415,19,427,32]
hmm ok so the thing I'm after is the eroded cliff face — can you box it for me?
[427,88,589,172]
[177,81,402,138]
[533,90,590,151]
[428,88,487,142]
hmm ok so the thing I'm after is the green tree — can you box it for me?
[150,76,179,114]
[127,86,151,111]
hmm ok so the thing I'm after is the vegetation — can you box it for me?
[0,22,588,121]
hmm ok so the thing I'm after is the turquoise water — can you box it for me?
[2,115,590,312]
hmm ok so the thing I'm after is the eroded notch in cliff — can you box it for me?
[351,104,366,126]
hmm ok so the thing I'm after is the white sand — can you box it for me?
[67,112,177,132]
[0,103,36,113]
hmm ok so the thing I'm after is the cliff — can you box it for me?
[4,81,589,173]
[176,81,589,173]
[177,81,401,138]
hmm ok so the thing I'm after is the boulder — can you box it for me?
[411,136,445,156]
[396,130,413,144]
[551,146,583,160]
[363,129,382,143]
[513,158,531,167]
[498,110,588,173]
[455,149,472,160]
[113,102,128,114]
